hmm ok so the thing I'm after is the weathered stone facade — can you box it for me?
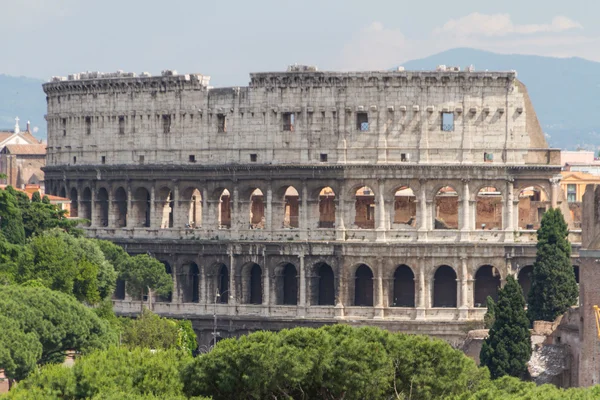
[42,67,578,346]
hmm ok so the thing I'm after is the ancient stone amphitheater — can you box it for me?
[42,66,577,346]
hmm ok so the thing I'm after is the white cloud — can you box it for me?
[433,13,583,37]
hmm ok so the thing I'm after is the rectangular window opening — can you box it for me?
[189,155,196,163]
[73,156,77,164]
[85,117,91,135]
[401,153,407,162]
[567,184,577,203]
[356,112,369,131]
[139,155,145,164]
[118,116,125,134]
[62,118,67,136]
[441,112,454,131]
[250,154,257,162]
[101,156,106,164]
[217,114,226,133]
[283,112,295,131]
[162,114,171,134]
[320,153,328,162]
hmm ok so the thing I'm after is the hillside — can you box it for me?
[401,48,600,150]
[0,74,46,138]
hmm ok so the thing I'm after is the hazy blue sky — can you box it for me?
[1,0,598,86]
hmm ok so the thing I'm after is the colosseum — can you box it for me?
[42,66,580,345]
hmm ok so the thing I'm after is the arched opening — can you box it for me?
[186,263,200,303]
[283,186,299,228]
[69,188,78,218]
[218,189,231,229]
[392,265,415,307]
[59,187,66,198]
[95,188,109,227]
[316,263,335,305]
[354,186,375,229]
[574,265,580,284]
[433,265,457,307]
[354,264,374,306]
[182,188,202,228]
[393,187,417,228]
[217,264,229,304]
[158,262,173,303]
[318,187,336,228]
[434,186,459,229]
[114,187,127,228]
[276,263,298,305]
[158,187,174,228]
[249,264,263,304]
[518,186,549,230]
[249,189,265,229]
[132,187,151,228]
[518,265,533,301]
[476,187,503,230]
[474,265,501,307]
[113,279,126,300]
[81,188,92,222]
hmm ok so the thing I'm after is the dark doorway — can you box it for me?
[190,263,200,303]
[249,264,263,304]
[217,265,229,304]
[317,263,335,305]
[354,264,374,306]
[392,265,415,307]
[474,265,501,307]
[114,187,127,228]
[96,188,109,227]
[433,265,457,307]
[518,265,533,301]
[70,188,78,218]
[81,188,92,221]
[282,263,298,305]
[113,279,126,300]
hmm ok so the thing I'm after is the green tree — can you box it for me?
[483,296,496,329]
[0,315,43,384]
[480,276,531,379]
[527,208,578,322]
[122,254,173,311]
[0,188,26,245]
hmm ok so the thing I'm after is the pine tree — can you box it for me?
[480,276,531,379]
[483,296,496,329]
[527,208,578,322]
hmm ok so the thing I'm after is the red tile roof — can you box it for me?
[3,144,46,155]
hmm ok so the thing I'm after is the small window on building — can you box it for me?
[320,153,328,162]
[250,154,257,162]
[85,117,91,135]
[283,112,295,131]
[139,155,145,163]
[101,156,106,164]
[189,155,196,163]
[356,112,369,131]
[217,114,226,133]
[441,112,454,131]
[118,116,125,134]
[401,153,407,162]
[73,156,77,164]
[484,152,493,162]
[62,118,67,136]
[567,184,577,203]
[162,114,171,134]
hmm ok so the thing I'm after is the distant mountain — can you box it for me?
[400,48,600,150]
[0,74,46,138]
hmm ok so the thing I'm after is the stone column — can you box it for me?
[335,263,345,318]
[459,256,469,320]
[418,180,428,232]
[377,180,386,241]
[90,183,97,227]
[262,264,270,316]
[460,179,470,242]
[374,257,385,318]
[200,263,207,305]
[550,176,561,209]
[298,253,306,317]
[107,185,114,228]
[265,185,273,231]
[506,178,514,233]
[232,186,240,236]
[126,183,133,228]
[335,184,346,240]
[301,182,308,239]
[201,187,208,228]
[228,250,237,308]
[415,257,426,320]
[172,262,181,304]
[150,185,156,228]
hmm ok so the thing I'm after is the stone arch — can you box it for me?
[282,186,299,228]
[518,265,533,301]
[158,261,173,303]
[354,264,374,306]
[314,262,335,305]
[434,186,459,229]
[249,188,265,229]
[69,187,78,218]
[354,186,376,229]
[318,187,336,228]
[240,262,263,304]
[180,187,202,228]
[113,187,127,228]
[132,187,151,227]
[95,187,109,227]
[275,263,298,305]
[392,186,417,228]
[59,186,67,198]
[81,187,92,222]
[433,265,457,307]
[182,262,200,303]
[218,189,231,229]
[157,187,174,228]
[392,265,415,307]
[476,186,503,230]
[473,265,501,307]
[517,185,550,230]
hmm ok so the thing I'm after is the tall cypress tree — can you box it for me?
[527,208,578,322]
[480,276,531,379]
